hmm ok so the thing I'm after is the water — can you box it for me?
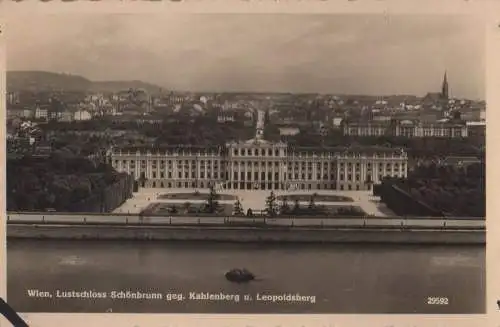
[7,240,485,314]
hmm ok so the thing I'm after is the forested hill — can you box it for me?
[7,71,163,93]
[7,71,92,92]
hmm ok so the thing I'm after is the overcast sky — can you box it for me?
[6,14,485,99]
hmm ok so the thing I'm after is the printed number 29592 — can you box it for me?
[427,297,449,305]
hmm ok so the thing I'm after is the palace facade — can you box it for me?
[110,138,408,191]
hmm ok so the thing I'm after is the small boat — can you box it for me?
[225,268,255,283]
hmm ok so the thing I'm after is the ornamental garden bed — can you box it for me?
[157,192,237,201]
[276,194,354,203]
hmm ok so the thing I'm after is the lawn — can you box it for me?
[278,204,367,217]
[141,202,234,216]
[277,194,354,202]
[157,192,238,201]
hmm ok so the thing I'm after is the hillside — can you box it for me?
[7,71,164,94]
[7,71,92,92]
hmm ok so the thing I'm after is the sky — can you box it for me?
[6,14,485,99]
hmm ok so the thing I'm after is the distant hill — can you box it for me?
[7,71,92,92]
[90,80,163,94]
[7,71,164,94]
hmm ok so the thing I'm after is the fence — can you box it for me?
[7,212,485,230]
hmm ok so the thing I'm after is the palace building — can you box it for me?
[110,138,408,191]
[341,117,468,138]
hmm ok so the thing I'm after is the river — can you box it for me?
[7,240,485,314]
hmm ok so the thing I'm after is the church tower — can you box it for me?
[441,71,449,100]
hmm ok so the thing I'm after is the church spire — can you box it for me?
[441,70,449,100]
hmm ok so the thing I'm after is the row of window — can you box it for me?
[146,180,372,191]
[125,168,405,182]
[115,163,407,174]
[113,151,406,162]
[232,148,282,157]
[115,159,406,169]
[345,127,466,137]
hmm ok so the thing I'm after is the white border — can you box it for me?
[0,1,496,326]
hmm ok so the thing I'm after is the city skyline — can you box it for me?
[6,14,485,99]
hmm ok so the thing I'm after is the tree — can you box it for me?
[246,208,253,217]
[138,172,147,188]
[205,184,219,214]
[265,191,278,217]
[365,174,373,190]
[233,199,244,216]
[183,201,191,214]
[292,199,300,214]
[308,195,316,210]
[280,196,290,215]
[264,108,270,125]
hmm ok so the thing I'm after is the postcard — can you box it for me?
[0,1,495,327]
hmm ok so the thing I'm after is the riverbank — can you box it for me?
[7,224,485,244]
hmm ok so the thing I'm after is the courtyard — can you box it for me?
[113,188,395,217]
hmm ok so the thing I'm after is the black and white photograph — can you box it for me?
[5,13,486,314]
